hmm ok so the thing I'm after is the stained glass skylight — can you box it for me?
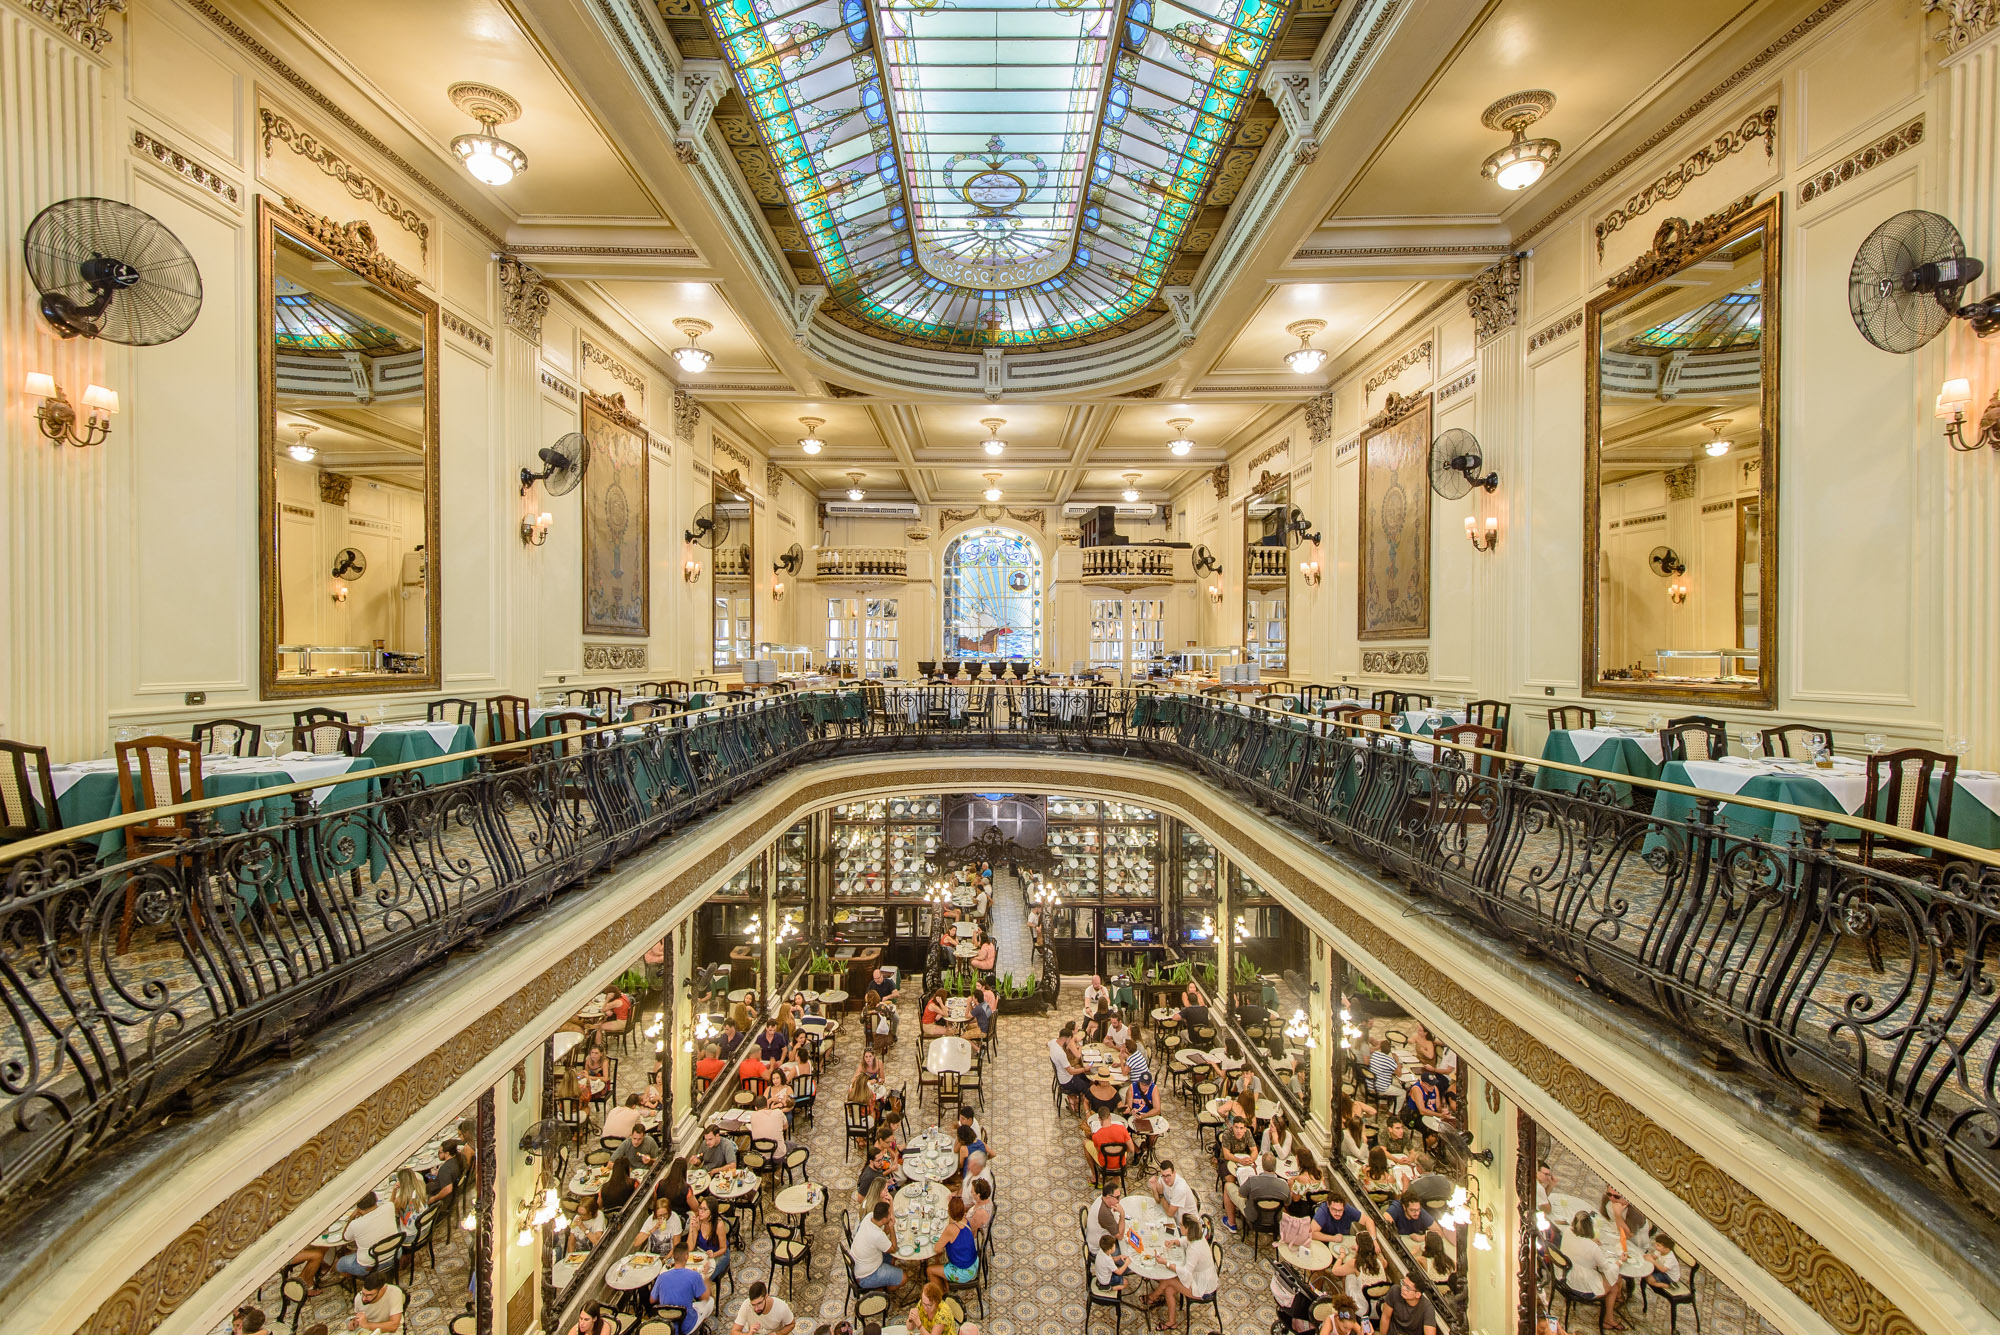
[273,276,413,354]
[1624,283,1763,353]
[702,0,1289,348]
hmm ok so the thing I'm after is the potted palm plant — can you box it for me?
[806,949,840,994]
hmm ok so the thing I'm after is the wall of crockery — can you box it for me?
[1186,2,2000,764]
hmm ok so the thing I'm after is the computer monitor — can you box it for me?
[1104,927,1125,943]
[1131,927,1152,943]
[1188,925,1212,941]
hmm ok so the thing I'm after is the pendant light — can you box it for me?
[983,472,1003,502]
[672,318,714,374]
[1121,473,1142,503]
[1284,320,1327,374]
[1703,418,1732,457]
[846,471,866,502]
[287,424,320,463]
[1166,418,1196,457]
[448,84,529,186]
[980,418,1007,457]
[797,417,825,455]
[1479,91,1560,190]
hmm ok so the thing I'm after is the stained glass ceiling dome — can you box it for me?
[703,0,1290,349]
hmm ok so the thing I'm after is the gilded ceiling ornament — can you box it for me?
[1364,341,1432,396]
[440,309,493,352]
[1604,194,1760,294]
[674,389,702,442]
[1664,465,1698,500]
[1249,469,1288,498]
[715,439,752,469]
[1528,311,1584,352]
[279,197,422,296]
[261,110,429,257]
[26,0,124,53]
[1593,106,1776,256]
[1305,390,1334,445]
[495,254,550,342]
[1466,255,1521,344]
[1248,440,1290,473]
[940,508,982,526]
[317,472,353,506]
[1211,464,1230,499]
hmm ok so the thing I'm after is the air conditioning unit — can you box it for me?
[1062,502,1163,519]
[824,501,923,519]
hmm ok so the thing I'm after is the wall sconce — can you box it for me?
[1207,584,1223,604]
[520,511,551,547]
[683,558,704,583]
[1667,579,1689,605]
[1940,380,2000,452]
[26,372,117,447]
[1464,514,1498,552]
[331,582,350,604]
[1298,559,1323,586]
[771,579,786,601]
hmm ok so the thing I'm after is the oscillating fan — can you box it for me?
[1648,546,1686,578]
[519,432,590,495]
[1849,209,2000,352]
[1283,507,1321,547]
[1429,429,1500,499]
[24,197,204,344]
[684,503,731,547]
[330,548,368,581]
[1192,544,1222,575]
[775,542,806,574]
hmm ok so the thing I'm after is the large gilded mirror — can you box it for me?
[1585,197,1778,707]
[1244,474,1290,674]
[258,197,440,697]
[711,469,753,669]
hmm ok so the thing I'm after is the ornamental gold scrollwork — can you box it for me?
[1604,194,1760,294]
[278,197,422,296]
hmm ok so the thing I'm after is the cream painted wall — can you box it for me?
[1183,2,1995,761]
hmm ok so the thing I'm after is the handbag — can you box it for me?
[1279,1212,1314,1248]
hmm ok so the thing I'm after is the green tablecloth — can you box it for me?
[49,758,383,906]
[802,690,865,725]
[1534,730,1662,802]
[1647,760,2000,850]
[361,722,476,784]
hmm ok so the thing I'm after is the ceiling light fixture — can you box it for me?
[982,472,1003,503]
[671,318,714,374]
[287,424,320,463]
[1284,319,1328,374]
[1121,472,1142,504]
[1703,417,1733,457]
[797,416,825,455]
[1479,90,1560,191]
[846,471,866,502]
[1166,418,1196,457]
[448,83,529,186]
[980,417,1007,457]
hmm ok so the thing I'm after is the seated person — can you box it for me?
[1151,1160,1199,1218]
[718,1020,745,1055]
[1311,1196,1370,1243]
[1085,1183,1126,1250]
[1090,1234,1130,1295]
[1642,1233,1684,1298]
[920,990,952,1037]
[601,1093,646,1143]
[968,938,996,972]
[612,1124,663,1172]
[755,1020,788,1064]
[1387,1197,1442,1241]
[746,1094,791,1154]
[1222,1151,1289,1235]
[1217,1118,1258,1176]
[1081,974,1111,1019]
[698,1124,737,1170]
[648,1244,712,1334]
[868,967,902,1003]
[959,1150,995,1210]
[1084,1110,1132,1168]
[693,1042,726,1087]
[737,1049,769,1087]
[849,1200,904,1291]
[955,1122,986,1172]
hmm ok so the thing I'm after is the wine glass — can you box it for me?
[1738,728,1761,760]
[1864,733,1886,756]
[1648,713,1665,733]
[1600,708,1618,731]
[1949,735,1971,763]
[265,730,285,763]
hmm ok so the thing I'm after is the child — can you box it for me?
[1642,1234,1683,1295]
[1092,1234,1130,1294]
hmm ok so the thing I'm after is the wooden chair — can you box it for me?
[1400,692,1433,710]
[114,735,204,952]
[626,700,670,722]
[1433,723,1505,774]
[292,719,363,756]
[540,711,598,763]
[1368,690,1402,711]
[1660,717,1728,762]
[427,698,479,728]
[1639,1258,1702,1334]
[1761,723,1834,759]
[191,718,262,757]
[692,678,721,693]
[0,740,64,843]
[486,695,534,767]
[562,686,621,716]
[293,706,349,729]
[1462,699,1511,748]
[1859,748,1958,874]
[1547,705,1596,732]
[1337,709,1393,736]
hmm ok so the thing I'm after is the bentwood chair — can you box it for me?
[486,695,534,767]
[1368,690,1401,711]
[191,718,262,757]
[1858,748,1958,873]
[1640,1258,1702,1333]
[293,706,349,729]
[292,719,363,756]
[0,739,63,843]
[427,698,479,728]
[1547,705,1596,732]
[1761,723,1834,759]
[692,678,721,693]
[1400,692,1434,710]
[1462,699,1511,749]
[1659,717,1728,762]
[114,735,204,952]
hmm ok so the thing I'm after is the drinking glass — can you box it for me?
[1648,714,1665,732]
[1600,709,1618,729]
[265,731,284,762]
[1864,733,1886,756]
[1738,728,1761,759]
[1950,735,1971,761]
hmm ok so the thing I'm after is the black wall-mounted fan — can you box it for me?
[1283,507,1321,548]
[1648,546,1686,578]
[24,197,203,344]
[330,548,368,580]
[1849,209,2000,352]
[1429,428,1500,499]
[519,432,589,496]
[774,542,805,574]
[685,503,731,547]
[1192,544,1222,576]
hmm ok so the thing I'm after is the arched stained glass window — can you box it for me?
[941,526,1042,662]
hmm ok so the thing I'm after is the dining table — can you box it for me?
[1547,1193,1655,1279]
[1534,727,1666,799]
[1276,1238,1334,1272]
[358,720,478,784]
[924,1036,973,1076]
[900,1129,960,1184]
[773,1182,824,1217]
[605,1252,668,1292]
[1119,1194,1189,1281]
[892,1180,951,1259]
[1644,755,2000,849]
[1393,708,1465,737]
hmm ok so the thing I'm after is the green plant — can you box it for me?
[807,950,837,976]
[776,948,796,980]
[1234,954,1260,985]
[616,968,649,996]
[1351,974,1390,1001]
[1196,960,1217,990]
[1164,959,1192,986]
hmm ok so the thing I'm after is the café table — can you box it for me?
[1394,709,1464,737]
[1534,727,1664,797]
[1119,1195,1188,1281]
[1645,756,2000,849]
[901,1130,959,1184]
[550,1248,592,1290]
[925,1036,973,1076]
[568,1163,612,1197]
[552,1031,585,1062]
[1549,1193,1653,1279]
[944,997,970,1025]
[819,988,851,1009]
[774,1182,825,1217]
[953,941,978,960]
[359,720,478,784]
[1277,1239,1334,1272]
[892,1180,951,1260]
[1130,1113,1171,1138]
[606,1253,668,1294]
[704,1165,760,1201]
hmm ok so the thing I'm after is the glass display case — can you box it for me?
[829,796,942,899]
[1047,795,1160,900]
[1089,598,1125,674]
[715,589,753,667]
[1245,590,1288,672]
[775,820,809,908]
[1089,597,1167,679]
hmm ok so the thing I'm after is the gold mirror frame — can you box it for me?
[257,196,442,699]
[711,467,754,669]
[1582,195,1780,708]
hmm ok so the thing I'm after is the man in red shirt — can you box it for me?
[694,1042,726,1087]
[1085,1110,1133,1170]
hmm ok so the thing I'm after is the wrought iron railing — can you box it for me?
[4,684,1998,1224]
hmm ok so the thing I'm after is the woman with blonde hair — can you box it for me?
[391,1168,428,1239]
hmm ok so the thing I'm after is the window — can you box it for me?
[941,526,1042,662]
[827,596,899,676]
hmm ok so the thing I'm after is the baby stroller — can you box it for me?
[1270,1257,1336,1335]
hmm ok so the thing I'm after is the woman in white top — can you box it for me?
[569,1196,607,1247]
[1558,1216,1624,1324]
[1342,1233,1387,1313]
[635,1195,683,1254]
[1140,1214,1216,1327]
[1262,1112,1296,1162]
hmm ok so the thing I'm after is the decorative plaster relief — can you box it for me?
[675,390,702,442]
[440,310,492,353]
[1466,256,1521,343]
[496,256,550,343]
[1528,312,1585,353]
[583,644,647,671]
[1799,116,1925,204]
[1361,649,1429,674]
[130,129,237,206]
[1364,341,1431,395]
[1594,106,1777,256]
[260,109,429,257]
[26,0,124,53]
[582,340,644,394]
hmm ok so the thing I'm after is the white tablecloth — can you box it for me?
[40,753,360,805]
[1564,728,1665,765]
[359,720,464,750]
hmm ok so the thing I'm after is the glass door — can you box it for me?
[1089,597,1125,674]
